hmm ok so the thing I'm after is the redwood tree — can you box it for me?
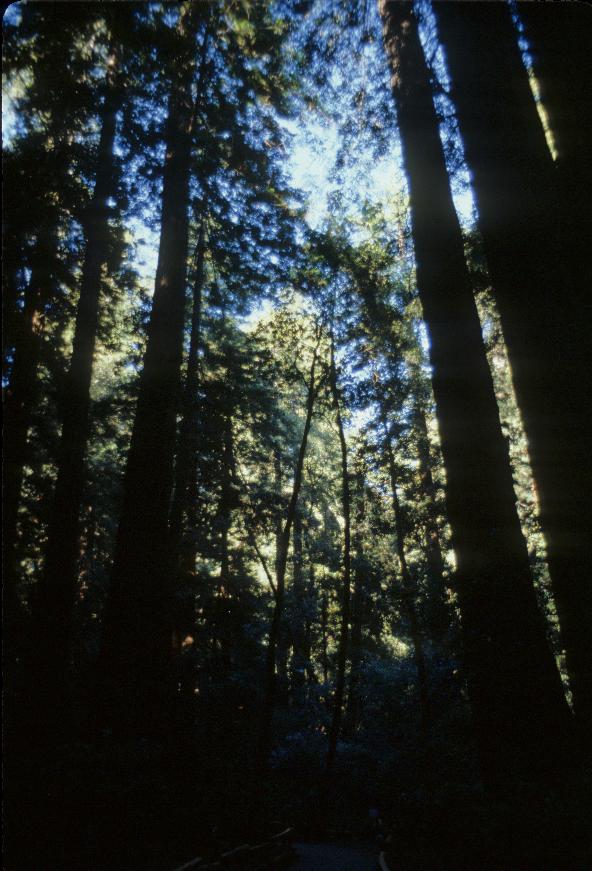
[433,0,592,731]
[99,7,197,734]
[378,0,572,791]
[35,41,123,720]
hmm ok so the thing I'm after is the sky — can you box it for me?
[239,108,475,335]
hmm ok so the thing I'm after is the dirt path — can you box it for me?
[290,841,379,870]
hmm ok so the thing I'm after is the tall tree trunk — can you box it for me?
[219,414,234,592]
[516,2,592,408]
[290,508,307,698]
[304,559,316,686]
[514,2,592,731]
[169,219,206,574]
[214,413,236,671]
[273,452,289,699]
[320,589,329,686]
[517,3,592,212]
[413,394,448,641]
[273,450,296,703]
[274,450,283,581]
[379,0,572,791]
[346,463,366,734]
[257,340,320,769]
[326,336,351,774]
[98,14,195,735]
[383,418,431,735]
[32,49,122,726]
[434,0,591,733]
[517,0,592,323]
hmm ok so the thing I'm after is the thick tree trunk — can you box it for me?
[326,336,351,774]
[514,2,592,730]
[258,342,320,769]
[98,17,195,735]
[516,3,592,404]
[434,0,591,733]
[32,51,122,724]
[379,0,572,791]
[517,3,592,195]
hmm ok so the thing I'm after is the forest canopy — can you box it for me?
[3,2,591,869]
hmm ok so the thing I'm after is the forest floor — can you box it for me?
[289,841,379,870]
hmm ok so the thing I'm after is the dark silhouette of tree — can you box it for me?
[519,2,592,295]
[433,0,592,733]
[35,35,124,730]
[379,0,571,791]
[99,6,198,734]
[3,5,101,651]
[326,330,352,774]
[169,218,207,575]
[346,454,367,733]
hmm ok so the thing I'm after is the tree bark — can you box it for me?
[326,335,351,774]
[434,0,591,734]
[379,0,572,791]
[33,48,122,724]
[517,3,592,191]
[98,12,195,735]
[512,1,592,730]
